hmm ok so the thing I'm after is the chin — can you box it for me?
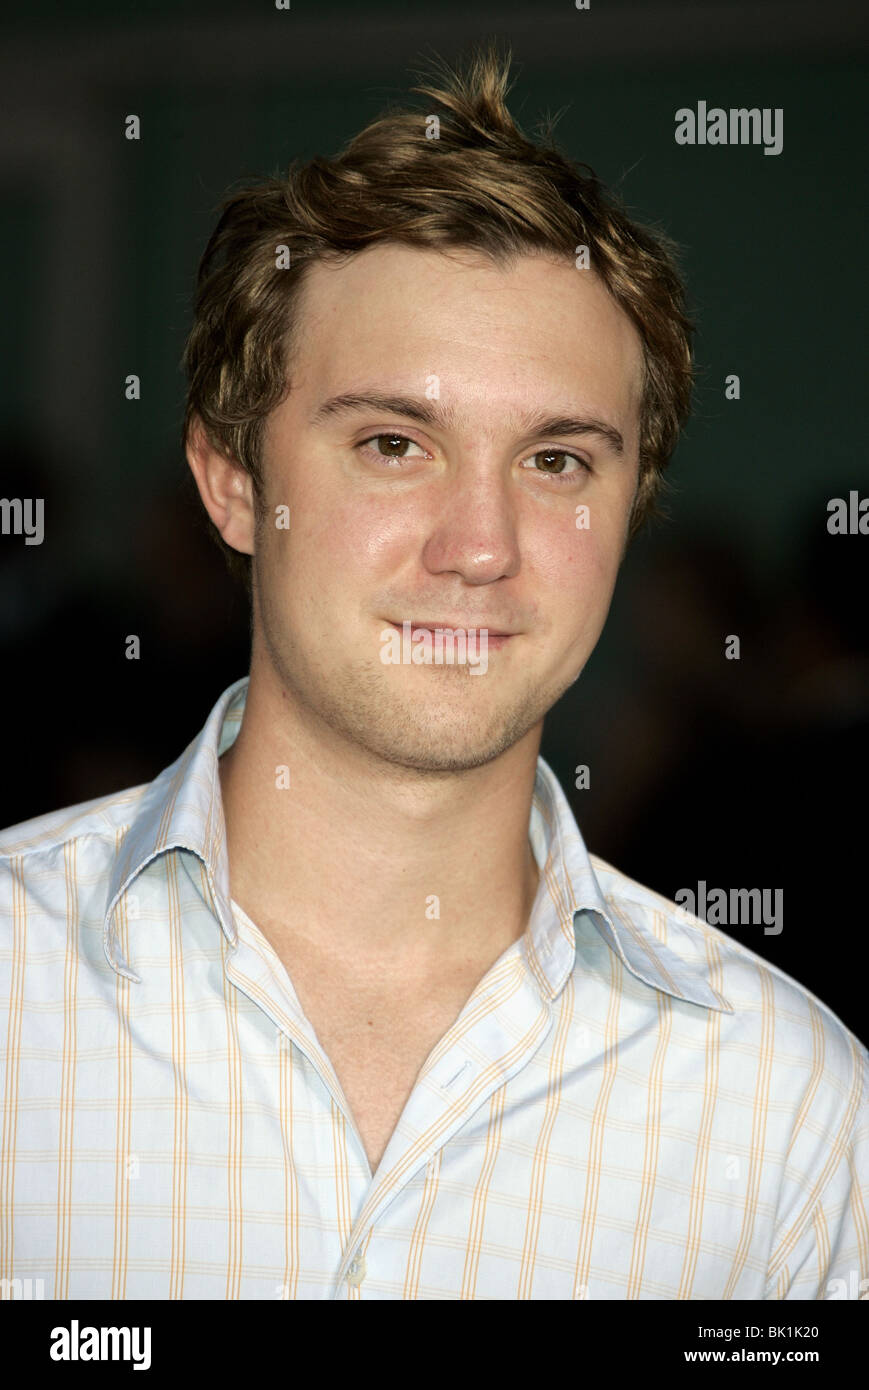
[355,699,540,773]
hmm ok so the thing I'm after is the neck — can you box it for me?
[219,666,543,974]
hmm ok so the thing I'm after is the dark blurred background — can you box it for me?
[1,0,867,1037]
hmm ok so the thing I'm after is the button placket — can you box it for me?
[346,1251,367,1287]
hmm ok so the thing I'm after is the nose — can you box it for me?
[420,463,521,586]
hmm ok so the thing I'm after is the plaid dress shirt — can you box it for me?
[1,676,866,1299]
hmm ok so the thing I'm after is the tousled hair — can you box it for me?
[182,41,694,594]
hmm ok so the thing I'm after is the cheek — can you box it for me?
[266,489,405,602]
[532,527,622,665]
[302,483,416,564]
[533,514,620,600]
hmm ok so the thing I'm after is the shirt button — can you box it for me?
[347,1252,366,1287]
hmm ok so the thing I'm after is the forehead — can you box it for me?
[289,243,645,432]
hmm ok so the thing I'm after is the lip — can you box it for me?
[386,620,516,650]
[388,620,517,637]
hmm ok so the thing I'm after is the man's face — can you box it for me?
[251,243,643,772]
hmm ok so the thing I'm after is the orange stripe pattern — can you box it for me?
[0,678,866,1300]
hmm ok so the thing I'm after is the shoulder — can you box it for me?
[0,783,148,866]
[588,851,867,1107]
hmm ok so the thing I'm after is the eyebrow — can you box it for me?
[308,391,625,457]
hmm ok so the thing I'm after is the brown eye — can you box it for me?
[537,450,571,474]
[375,435,411,456]
[522,449,590,479]
[358,434,428,463]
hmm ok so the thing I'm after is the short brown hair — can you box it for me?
[182,40,693,595]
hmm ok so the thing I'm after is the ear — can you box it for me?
[185,415,256,557]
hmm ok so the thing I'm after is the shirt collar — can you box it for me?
[103,676,248,980]
[526,753,733,1013]
[104,677,731,1014]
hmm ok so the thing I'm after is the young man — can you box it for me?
[1,48,866,1302]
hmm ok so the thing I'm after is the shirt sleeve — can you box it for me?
[765,1043,869,1300]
